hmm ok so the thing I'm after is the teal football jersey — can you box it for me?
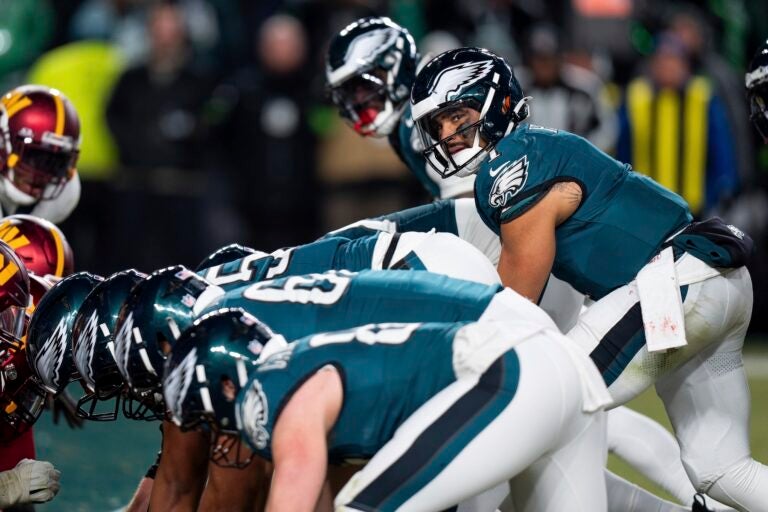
[474,125,693,298]
[239,322,471,461]
[203,270,500,341]
[199,236,388,291]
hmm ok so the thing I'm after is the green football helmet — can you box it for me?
[164,307,272,468]
[26,271,103,395]
[411,47,530,178]
[326,16,419,137]
[71,269,146,421]
[113,265,224,418]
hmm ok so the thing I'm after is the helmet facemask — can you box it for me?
[0,341,48,443]
[329,62,407,137]
[1,131,77,204]
[417,99,490,178]
[326,17,418,138]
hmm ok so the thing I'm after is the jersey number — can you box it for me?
[309,323,420,347]
[242,271,352,305]
[204,248,294,286]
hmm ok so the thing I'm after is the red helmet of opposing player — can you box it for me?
[0,240,30,362]
[0,214,73,279]
[0,267,47,444]
[0,85,80,205]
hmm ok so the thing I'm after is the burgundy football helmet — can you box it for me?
[0,268,48,443]
[0,214,74,279]
[0,85,80,204]
[0,240,30,363]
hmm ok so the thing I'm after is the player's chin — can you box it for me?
[446,144,469,155]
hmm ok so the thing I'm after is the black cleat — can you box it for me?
[692,493,713,512]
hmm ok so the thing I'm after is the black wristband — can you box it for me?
[144,463,159,480]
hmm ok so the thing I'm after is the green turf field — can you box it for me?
[31,346,768,511]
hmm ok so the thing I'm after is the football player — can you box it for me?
[118,267,708,512]
[410,46,760,510]
[747,39,768,144]
[166,309,609,511]
[0,214,75,499]
[0,86,82,223]
[327,16,473,200]
[0,240,61,509]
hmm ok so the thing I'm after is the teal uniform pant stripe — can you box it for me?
[349,351,521,511]
[590,285,689,386]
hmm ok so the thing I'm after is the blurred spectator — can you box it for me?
[107,2,213,169]
[69,0,150,66]
[617,33,739,217]
[518,24,617,152]
[70,0,224,73]
[0,0,54,91]
[105,2,217,270]
[669,6,753,195]
[211,13,320,250]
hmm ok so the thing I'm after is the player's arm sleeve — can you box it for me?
[319,199,459,240]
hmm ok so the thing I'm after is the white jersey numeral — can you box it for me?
[203,248,294,286]
[309,323,421,347]
[243,271,352,305]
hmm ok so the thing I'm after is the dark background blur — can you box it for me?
[2,0,768,331]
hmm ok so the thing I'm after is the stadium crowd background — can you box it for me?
[3,0,768,329]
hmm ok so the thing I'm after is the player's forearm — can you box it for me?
[148,467,205,512]
[267,461,327,512]
[497,246,551,302]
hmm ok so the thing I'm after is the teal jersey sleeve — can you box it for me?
[475,125,693,298]
[198,237,351,291]
[203,270,500,341]
[240,322,465,462]
[322,199,459,241]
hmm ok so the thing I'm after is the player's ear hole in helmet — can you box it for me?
[411,47,531,178]
[326,16,419,137]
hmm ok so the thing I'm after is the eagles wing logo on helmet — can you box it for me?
[240,380,270,449]
[428,60,495,103]
[114,312,135,382]
[489,156,529,208]
[344,28,399,69]
[164,347,198,425]
[74,310,100,390]
[34,317,68,392]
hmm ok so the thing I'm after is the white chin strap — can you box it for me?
[0,172,36,206]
